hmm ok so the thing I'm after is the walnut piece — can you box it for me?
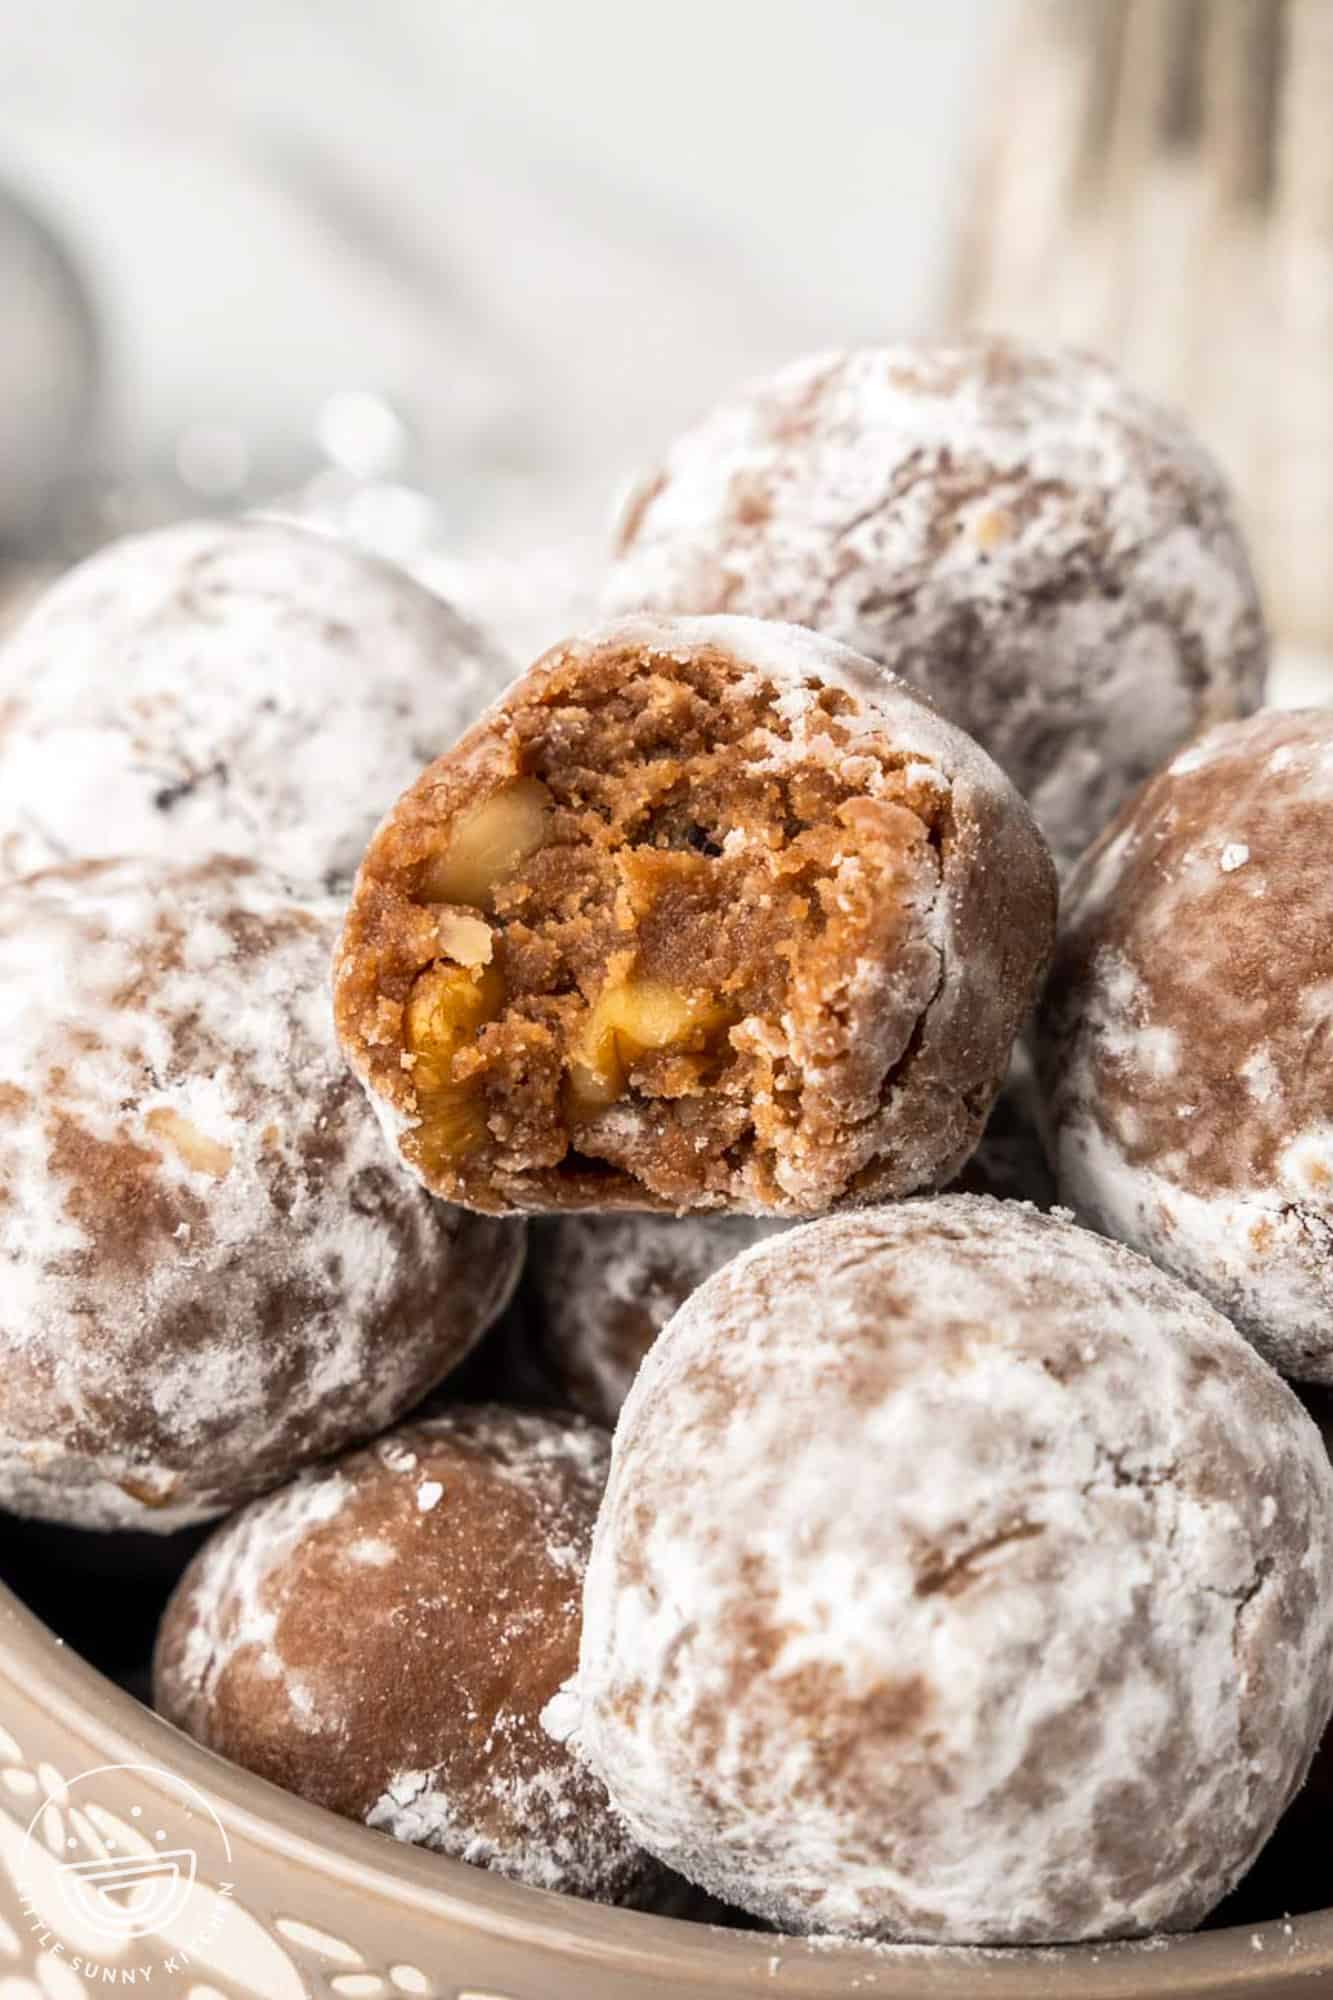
[144,1107,234,1180]
[565,977,734,1119]
[435,909,494,967]
[418,778,551,910]
[405,962,505,1165]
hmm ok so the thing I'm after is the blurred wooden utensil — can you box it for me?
[951,0,1331,662]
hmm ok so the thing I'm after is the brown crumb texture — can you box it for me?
[335,614,1056,1216]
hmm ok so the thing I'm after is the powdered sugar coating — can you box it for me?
[568,1196,1333,1943]
[1041,709,1333,1382]
[0,518,511,891]
[0,857,523,1530]
[336,613,1057,1215]
[525,1070,1053,1428]
[525,1214,790,1424]
[153,1407,658,1905]
[604,340,1266,872]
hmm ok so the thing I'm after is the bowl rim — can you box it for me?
[3,1576,1331,1998]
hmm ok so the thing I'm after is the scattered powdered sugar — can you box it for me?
[0,517,511,893]
[379,1442,419,1475]
[568,1196,1333,1944]
[1240,1048,1281,1105]
[603,339,1266,873]
[367,1758,611,1895]
[539,1682,581,1747]
[0,856,523,1530]
[154,1407,657,1906]
[346,1537,395,1567]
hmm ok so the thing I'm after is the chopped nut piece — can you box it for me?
[974,506,1015,551]
[118,1472,179,1508]
[406,962,505,1165]
[406,963,504,1084]
[418,777,551,910]
[566,977,734,1120]
[145,1107,234,1180]
[436,909,494,967]
[564,1049,626,1120]
[602,977,733,1052]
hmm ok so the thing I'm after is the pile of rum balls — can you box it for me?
[4,337,1333,1948]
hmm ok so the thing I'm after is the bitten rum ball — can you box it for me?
[154,1408,658,1904]
[564,1198,1333,1943]
[603,339,1266,873]
[0,517,512,892]
[0,857,523,1531]
[335,614,1056,1217]
[1042,709,1333,1384]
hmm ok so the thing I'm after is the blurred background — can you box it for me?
[0,0,1328,679]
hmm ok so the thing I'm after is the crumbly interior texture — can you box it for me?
[153,1408,658,1905]
[563,1197,1333,1944]
[1041,709,1333,1382]
[336,616,1056,1216]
